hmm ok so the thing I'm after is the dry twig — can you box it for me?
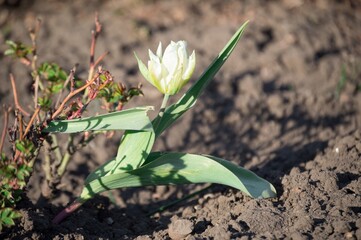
[89,13,102,69]
[10,74,30,117]
[22,106,41,140]
[55,65,78,109]
[30,19,42,109]
[51,72,100,120]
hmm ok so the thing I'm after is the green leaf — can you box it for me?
[85,139,164,184]
[15,141,25,153]
[4,40,32,58]
[2,217,14,226]
[110,129,155,174]
[38,96,52,110]
[5,40,17,48]
[4,49,15,56]
[85,158,116,183]
[50,83,64,93]
[153,21,249,136]
[0,208,20,227]
[43,107,154,133]
[80,152,276,201]
[38,62,67,82]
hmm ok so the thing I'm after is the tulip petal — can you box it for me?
[134,52,151,83]
[136,40,196,95]
[148,49,159,64]
[171,66,184,94]
[182,50,196,81]
[148,52,162,80]
[163,42,179,77]
[148,60,164,93]
[177,41,188,73]
[156,42,162,58]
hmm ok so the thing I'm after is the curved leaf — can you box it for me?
[85,158,115,184]
[110,129,155,174]
[84,151,165,184]
[43,107,153,133]
[80,152,276,201]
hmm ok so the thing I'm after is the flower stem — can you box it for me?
[159,94,170,118]
[153,94,170,133]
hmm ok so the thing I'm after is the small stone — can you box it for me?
[344,232,354,239]
[356,229,361,239]
[333,220,350,233]
[266,94,284,118]
[185,236,196,240]
[135,236,152,240]
[105,217,114,225]
[355,218,361,228]
[355,142,361,153]
[290,231,307,240]
[168,217,194,240]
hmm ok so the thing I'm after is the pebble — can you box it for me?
[168,217,194,240]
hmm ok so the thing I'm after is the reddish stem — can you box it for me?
[55,65,77,109]
[22,106,40,140]
[10,73,30,117]
[52,198,85,224]
[94,51,109,68]
[89,13,102,70]
[51,72,99,120]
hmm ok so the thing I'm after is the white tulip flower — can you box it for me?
[136,41,196,95]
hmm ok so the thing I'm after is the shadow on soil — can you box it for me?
[166,74,355,195]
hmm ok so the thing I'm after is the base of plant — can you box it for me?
[52,198,85,224]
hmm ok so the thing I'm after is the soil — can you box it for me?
[1,0,361,239]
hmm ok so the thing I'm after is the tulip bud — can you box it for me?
[135,41,196,95]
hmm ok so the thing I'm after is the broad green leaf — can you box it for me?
[80,152,276,201]
[84,151,165,184]
[43,107,153,133]
[109,129,155,174]
[83,132,155,182]
[85,158,115,183]
[153,21,249,136]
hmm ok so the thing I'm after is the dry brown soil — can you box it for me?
[0,0,361,239]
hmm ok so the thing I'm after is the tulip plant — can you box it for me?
[51,21,276,223]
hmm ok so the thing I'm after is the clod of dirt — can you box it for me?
[134,236,152,240]
[168,216,194,240]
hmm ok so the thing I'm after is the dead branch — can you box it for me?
[94,51,109,68]
[51,72,100,120]
[55,65,78,109]
[10,73,30,117]
[89,13,102,69]
[29,19,42,109]
[22,106,40,140]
